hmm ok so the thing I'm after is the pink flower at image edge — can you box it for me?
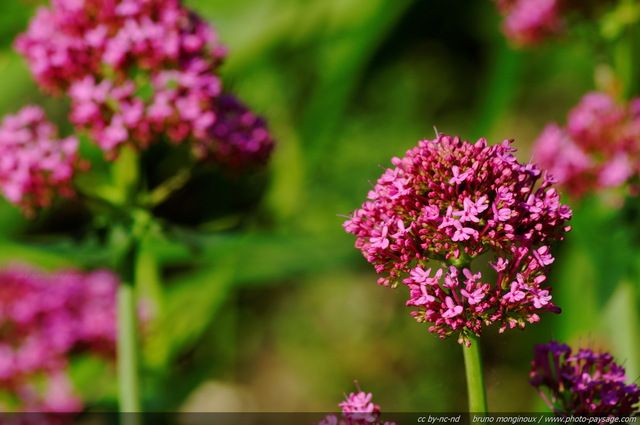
[0,265,120,412]
[532,91,640,200]
[0,105,85,215]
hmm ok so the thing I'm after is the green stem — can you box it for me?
[118,280,141,424]
[143,167,192,207]
[462,333,488,413]
[111,144,144,423]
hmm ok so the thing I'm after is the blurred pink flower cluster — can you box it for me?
[0,265,119,412]
[533,92,640,200]
[317,388,396,425]
[0,105,85,214]
[15,0,273,165]
[491,0,564,45]
[344,135,572,345]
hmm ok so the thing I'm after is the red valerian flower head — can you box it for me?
[15,0,274,168]
[0,105,86,215]
[491,0,619,47]
[533,92,640,200]
[344,135,572,345]
[493,0,565,46]
[0,265,119,412]
[317,385,396,425]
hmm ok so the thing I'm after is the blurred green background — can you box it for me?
[0,0,638,414]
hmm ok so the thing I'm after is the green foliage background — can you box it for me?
[0,0,638,414]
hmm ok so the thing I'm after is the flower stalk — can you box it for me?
[115,232,143,424]
[463,333,488,413]
[118,280,141,422]
[112,146,144,422]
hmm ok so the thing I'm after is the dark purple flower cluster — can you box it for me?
[15,0,273,166]
[194,94,275,170]
[533,92,640,200]
[0,105,85,214]
[344,135,572,345]
[317,388,396,425]
[0,265,119,412]
[530,341,640,415]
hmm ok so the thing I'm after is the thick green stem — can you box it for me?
[463,333,488,413]
[118,280,141,424]
[110,144,145,423]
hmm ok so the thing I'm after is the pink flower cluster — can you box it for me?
[0,265,119,412]
[530,341,640,414]
[492,0,565,46]
[344,135,572,345]
[0,105,84,214]
[533,92,640,200]
[317,387,396,425]
[15,0,273,166]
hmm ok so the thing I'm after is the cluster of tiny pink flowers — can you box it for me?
[530,341,640,415]
[533,92,640,200]
[317,387,396,425]
[14,0,226,94]
[0,265,119,412]
[491,0,565,46]
[0,105,85,215]
[15,0,274,166]
[344,135,572,345]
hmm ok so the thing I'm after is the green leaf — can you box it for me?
[152,227,356,286]
[600,0,640,40]
[0,240,79,270]
[68,355,118,405]
[143,254,237,370]
[111,146,140,205]
[135,235,165,316]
